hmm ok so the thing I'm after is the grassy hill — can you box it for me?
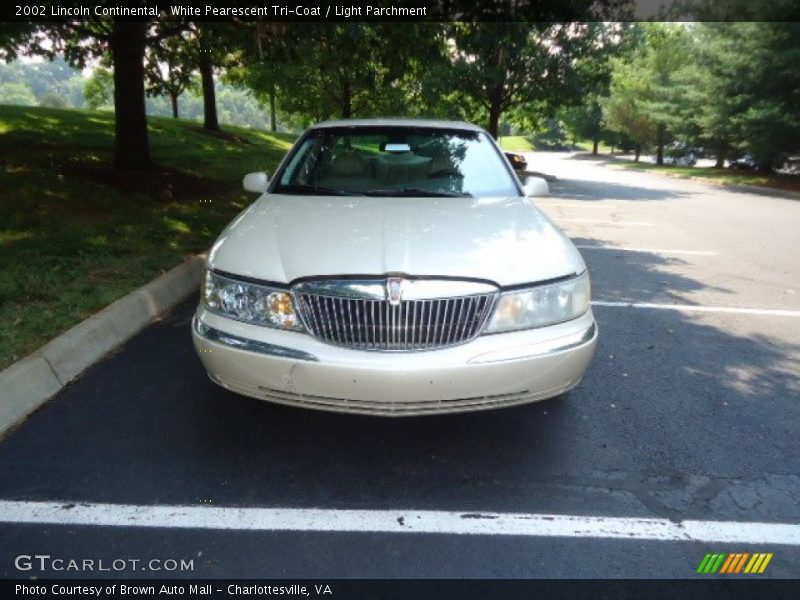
[0,105,297,370]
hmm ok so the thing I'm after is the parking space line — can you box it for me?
[577,245,716,256]
[536,203,617,209]
[558,219,654,226]
[1,500,799,545]
[593,300,800,318]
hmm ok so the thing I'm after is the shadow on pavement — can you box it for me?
[549,177,691,202]
[574,238,733,305]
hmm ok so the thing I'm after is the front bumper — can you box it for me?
[192,307,597,416]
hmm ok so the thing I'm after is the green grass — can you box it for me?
[0,105,296,369]
[614,160,800,193]
[498,136,534,152]
[573,139,615,154]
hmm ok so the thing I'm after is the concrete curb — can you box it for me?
[0,254,207,439]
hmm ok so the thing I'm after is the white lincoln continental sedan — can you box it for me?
[192,119,597,416]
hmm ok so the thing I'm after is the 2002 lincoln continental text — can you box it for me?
[192,119,597,416]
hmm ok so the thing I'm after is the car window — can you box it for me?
[273,127,519,198]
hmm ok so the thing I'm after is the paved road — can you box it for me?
[1,153,799,580]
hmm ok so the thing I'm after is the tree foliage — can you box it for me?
[712,23,800,169]
[145,31,196,119]
[602,22,800,169]
[232,23,447,127]
[602,24,688,162]
[445,22,585,138]
[559,23,643,154]
[83,67,113,110]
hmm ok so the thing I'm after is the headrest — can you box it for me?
[327,154,365,176]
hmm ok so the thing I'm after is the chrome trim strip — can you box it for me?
[292,278,499,301]
[253,385,532,408]
[194,317,319,362]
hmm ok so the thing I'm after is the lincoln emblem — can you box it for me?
[387,277,404,306]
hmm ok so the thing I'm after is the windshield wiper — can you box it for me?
[364,188,471,198]
[274,184,359,196]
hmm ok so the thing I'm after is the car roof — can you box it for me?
[308,118,486,132]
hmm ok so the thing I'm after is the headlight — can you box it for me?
[484,271,590,333]
[202,270,304,331]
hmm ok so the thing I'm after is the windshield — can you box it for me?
[273,126,520,198]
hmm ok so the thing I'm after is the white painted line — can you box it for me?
[558,219,654,227]
[536,203,617,209]
[1,501,800,545]
[593,300,800,318]
[576,245,716,256]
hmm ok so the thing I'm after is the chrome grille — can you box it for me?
[294,283,496,351]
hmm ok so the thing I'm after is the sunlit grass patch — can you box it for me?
[616,161,800,193]
[0,104,297,369]
[499,136,534,152]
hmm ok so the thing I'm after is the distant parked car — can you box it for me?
[662,141,698,167]
[782,155,800,174]
[663,152,697,167]
[729,154,756,170]
[504,151,528,173]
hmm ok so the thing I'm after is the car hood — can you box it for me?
[207,194,586,288]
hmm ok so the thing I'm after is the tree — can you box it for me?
[18,19,152,168]
[108,22,151,167]
[602,24,691,163]
[560,23,644,155]
[560,102,604,153]
[234,23,447,126]
[602,56,655,161]
[0,81,37,105]
[8,8,189,169]
[83,67,114,110]
[602,25,689,164]
[187,22,242,131]
[145,32,196,119]
[721,23,800,170]
[667,22,800,170]
[0,57,88,108]
[226,23,293,131]
[669,25,738,167]
[446,22,590,139]
[637,25,690,165]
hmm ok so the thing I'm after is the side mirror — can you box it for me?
[243,171,269,194]
[522,175,549,197]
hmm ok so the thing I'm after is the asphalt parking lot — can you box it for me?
[1,152,799,579]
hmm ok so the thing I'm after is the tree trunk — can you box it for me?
[714,145,725,169]
[199,51,219,131]
[170,92,179,119]
[634,144,641,162]
[488,102,502,140]
[110,21,149,170]
[340,78,352,119]
[487,47,506,140]
[269,86,276,132]
[656,123,665,165]
[756,163,772,174]
[592,136,599,156]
